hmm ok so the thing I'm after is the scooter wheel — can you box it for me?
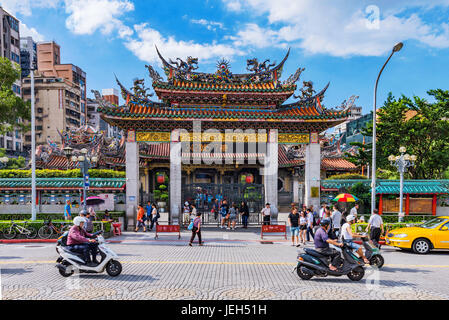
[370,255,384,268]
[347,266,365,281]
[58,261,74,277]
[106,260,122,277]
[296,266,313,280]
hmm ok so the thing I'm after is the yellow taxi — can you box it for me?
[385,216,449,254]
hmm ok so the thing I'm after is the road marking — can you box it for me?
[1,260,449,269]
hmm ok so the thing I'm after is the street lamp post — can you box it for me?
[64,147,98,213]
[371,42,404,214]
[389,147,416,222]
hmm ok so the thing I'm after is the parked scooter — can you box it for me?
[295,242,366,281]
[55,231,122,277]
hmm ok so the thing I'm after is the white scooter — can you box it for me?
[55,231,122,277]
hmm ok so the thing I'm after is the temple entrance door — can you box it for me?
[181,183,264,225]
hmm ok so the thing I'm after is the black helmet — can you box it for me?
[320,218,331,227]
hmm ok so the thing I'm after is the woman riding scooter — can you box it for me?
[67,216,99,267]
[340,215,370,264]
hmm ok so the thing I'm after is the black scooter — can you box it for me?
[295,242,365,281]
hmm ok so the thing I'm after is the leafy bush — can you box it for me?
[326,173,368,180]
[0,169,125,179]
[0,212,125,222]
[351,222,421,237]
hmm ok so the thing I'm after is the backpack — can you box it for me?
[156,209,160,219]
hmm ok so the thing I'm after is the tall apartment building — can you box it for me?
[0,6,23,155]
[20,36,37,79]
[37,41,87,125]
[87,88,122,138]
[22,41,87,148]
[22,74,82,146]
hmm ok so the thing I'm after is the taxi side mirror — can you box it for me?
[441,226,449,231]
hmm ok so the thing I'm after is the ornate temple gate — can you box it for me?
[98,47,350,229]
[182,183,264,225]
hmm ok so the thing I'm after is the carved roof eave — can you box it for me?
[277,82,330,113]
[115,75,166,108]
[155,45,290,81]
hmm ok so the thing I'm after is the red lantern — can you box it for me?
[245,174,254,184]
[156,174,165,184]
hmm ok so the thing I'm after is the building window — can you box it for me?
[11,52,20,63]
[15,142,21,151]
[12,84,21,94]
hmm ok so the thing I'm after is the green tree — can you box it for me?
[344,90,449,179]
[0,57,30,134]
[0,148,26,169]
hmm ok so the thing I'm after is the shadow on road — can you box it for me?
[0,268,33,275]
[380,266,432,274]
[0,256,23,260]
[78,273,158,282]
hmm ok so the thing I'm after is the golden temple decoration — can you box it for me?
[278,133,310,144]
[136,132,171,142]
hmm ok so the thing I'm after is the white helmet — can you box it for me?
[73,216,85,226]
[346,214,356,222]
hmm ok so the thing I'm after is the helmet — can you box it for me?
[347,215,356,222]
[73,216,85,226]
[320,218,331,227]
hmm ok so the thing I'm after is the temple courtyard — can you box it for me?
[1,228,448,300]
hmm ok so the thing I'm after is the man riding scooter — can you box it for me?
[67,216,99,267]
[340,215,370,264]
[313,219,344,271]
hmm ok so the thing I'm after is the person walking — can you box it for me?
[145,201,152,230]
[88,207,97,221]
[212,199,219,221]
[261,203,271,226]
[299,211,307,245]
[85,211,94,233]
[64,200,72,221]
[135,205,146,232]
[240,201,249,229]
[366,209,384,248]
[330,205,342,239]
[350,203,359,221]
[306,208,315,242]
[229,203,238,230]
[149,203,160,231]
[183,201,191,228]
[220,200,229,229]
[288,208,300,246]
[189,211,203,246]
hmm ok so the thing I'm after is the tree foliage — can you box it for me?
[0,57,30,134]
[0,148,26,169]
[344,90,449,179]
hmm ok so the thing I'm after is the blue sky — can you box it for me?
[4,0,449,113]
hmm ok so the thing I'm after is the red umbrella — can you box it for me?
[86,196,105,206]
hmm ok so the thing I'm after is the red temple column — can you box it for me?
[378,194,383,215]
[405,194,410,216]
[432,194,437,216]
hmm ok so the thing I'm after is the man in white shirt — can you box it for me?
[350,204,359,221]
[261,203,271,225]
[306,208,315,241]
[366,209,384,248]
[330,205,342,239]
[319,203,326,220]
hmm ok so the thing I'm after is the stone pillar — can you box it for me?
[170,130,182,224]
[293,175,300,204]
[264,129,278,222]
[304,134,321,209]
[126,140,139,230]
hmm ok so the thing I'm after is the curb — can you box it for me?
[0,239,57,244]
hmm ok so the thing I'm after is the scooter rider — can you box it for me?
[67,216,99,267]
[314,219,343,271]
[340,215,370,264]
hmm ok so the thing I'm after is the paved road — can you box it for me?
[1,227,449,300]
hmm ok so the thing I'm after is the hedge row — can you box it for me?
[0,212,125,222]
[0,220,112,238]
[359,215,431,224]
[351,222,420,236]
[0,169,125,179]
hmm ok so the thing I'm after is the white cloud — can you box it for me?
[190,19,225,31]
[0,0,60,16]
[64,0,134,39]
[124,23,245,65]
[222,0,449,56]
[20,22,45,42]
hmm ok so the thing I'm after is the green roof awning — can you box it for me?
[0,178,126,191]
